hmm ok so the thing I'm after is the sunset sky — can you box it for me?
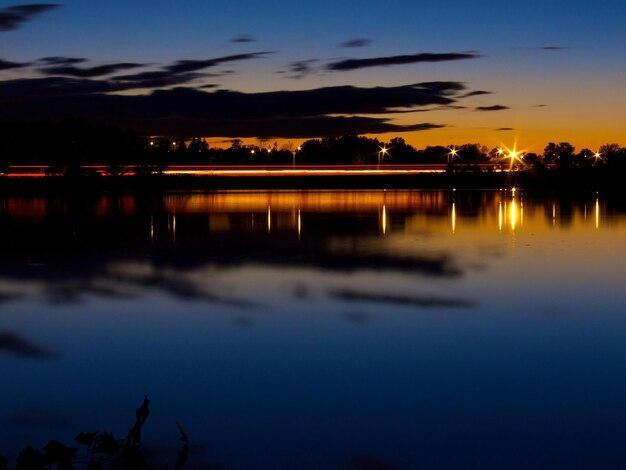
[1,0,624,152]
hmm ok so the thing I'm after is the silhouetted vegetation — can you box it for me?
[0,120,624,184]
[0,397,190,470]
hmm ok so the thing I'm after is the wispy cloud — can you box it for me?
[0,58,30,70]
[166,52,272,74]
[40,62,144,78]
[284,59,319,79]
[475,105,509,111]
[339,38,372,48]
[38,56,87,66]
[230,34,255,43]
[460,90,492,98]
[327,52,482,71]
[0,3,59,31]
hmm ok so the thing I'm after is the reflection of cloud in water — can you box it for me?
[110,270,259,308]
[343,311,372,324]
[234,315,254,327]
[346,455,397,469]
[293,283,310,299]
[5,407,68,430]
[0,291,21,303]
[0,331,58,359]
[331,289,476,308]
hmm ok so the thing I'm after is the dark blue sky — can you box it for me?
[1,0,625,149]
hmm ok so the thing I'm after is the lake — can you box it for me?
[1,189,626,469]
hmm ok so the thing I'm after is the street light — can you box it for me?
[447,146,458,166]
[378,145,389,166]
[507,149,524,170]
[593,151,602,165]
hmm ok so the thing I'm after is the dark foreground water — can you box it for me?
[1,190,626,469]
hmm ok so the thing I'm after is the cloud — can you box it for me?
[39,62,144,78]
[0,58,30,70]
[0,331,58,359]
[327,52,481,71]
[339,38,372,48]
[166,52,271,74]
[475,105,509,111]
[0,80,466,137]
[38,56,87,65]
[230,34,255,43]
[460,90,492,98]
[0,3,59,31]
[540,46,569,50]
[0,72,210,98]
[284,59,319,79]
[495,127,514,131]
[532,104,547,108]
[106,70,208,89]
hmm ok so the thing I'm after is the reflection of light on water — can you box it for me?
[150,216,154,241]
[552,203,556,227]
[510,198,517,232]
[382,204,387,235]
[498,201,503,232]
[298,209,302,239]
[451,202,456,234]
[267,206,271,233]
[596,197,600,229]
[173,214,176,242]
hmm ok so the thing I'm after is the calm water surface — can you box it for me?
[1,190,626,469]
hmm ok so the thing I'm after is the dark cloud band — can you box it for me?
[166,52,271,74]
[475,105,509,111]
[0,3,59,31]
[339,38,372,48]
[327,52,482,71]
[0,81,464,137]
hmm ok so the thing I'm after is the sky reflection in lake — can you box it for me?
[1,190,626,469]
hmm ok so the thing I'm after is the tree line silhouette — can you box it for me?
[0,120,624,175]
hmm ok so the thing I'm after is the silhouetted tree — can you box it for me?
[457,143,488,167]
[387,137,418,163]
[544,142,575,168]
[600,143,626,170]
[416,145,449,164]
[523,152,544,170]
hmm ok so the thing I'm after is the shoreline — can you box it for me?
[0,169,618,195]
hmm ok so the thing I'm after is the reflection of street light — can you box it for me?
[378,145,389,166]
